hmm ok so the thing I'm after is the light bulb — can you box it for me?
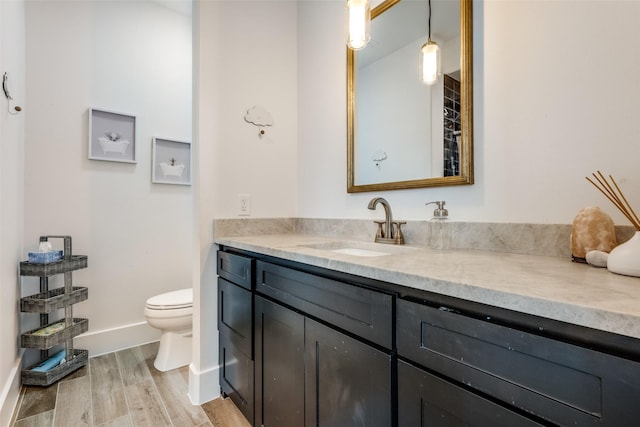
[421,40,441,85]
[347,0,371,50]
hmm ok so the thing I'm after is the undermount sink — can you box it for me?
[299,240,416,257]
[330,247,391,257]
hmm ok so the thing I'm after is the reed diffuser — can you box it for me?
[586,171,640,277]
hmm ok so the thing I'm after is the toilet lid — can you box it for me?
[146,288,193,309]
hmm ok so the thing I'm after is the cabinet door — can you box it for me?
[218,278,254,424]
[219,335,254,425]
[218,278,253,357]
[398,361,544,427]
[305,318,391,427]
[255,296,304,427]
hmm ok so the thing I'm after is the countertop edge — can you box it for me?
[215,235,640,341]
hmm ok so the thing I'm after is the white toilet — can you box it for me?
[144,288,193,372]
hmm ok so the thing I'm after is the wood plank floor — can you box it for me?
[10,342,251,427]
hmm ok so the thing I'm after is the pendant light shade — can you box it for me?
[347,0,371,50]
[421,40,441,85]
[421,0,441,85]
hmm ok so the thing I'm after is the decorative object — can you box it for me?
[152,137,192,185]
[585,250,609,268]
[607,232,640,277]
[88,108,137,163]
[421,0,441,85]
[586,171,640,277]
[569,206,617,260]
[346,0,371,50]
[244,105,274,139]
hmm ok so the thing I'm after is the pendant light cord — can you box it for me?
[428,0,432,40]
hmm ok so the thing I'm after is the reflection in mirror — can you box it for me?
[347,0,473,193]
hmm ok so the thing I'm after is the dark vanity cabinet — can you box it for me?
[254,260,393,427]
[217,247,640,427]
[217,251,254,425]
[397,299,640,426]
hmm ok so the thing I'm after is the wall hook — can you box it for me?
[3,72,22,115]
[372,149,387,169]
[244,105,273,139]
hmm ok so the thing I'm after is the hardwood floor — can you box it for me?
[10,342,251,427]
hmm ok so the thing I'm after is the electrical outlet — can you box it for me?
[238,194,251,216]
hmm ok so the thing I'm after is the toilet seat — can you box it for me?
[144,305,192,319]
[146,288,192,310]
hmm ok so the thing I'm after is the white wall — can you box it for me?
[191,0,219,405]
[193,0,299,404]
[296,0,348,217]
[297,0,640,226]
[24,1,192,356]
[358,36,433,184]
[0,1,25,423]
[356,31,460,184]
[208,1,299,219]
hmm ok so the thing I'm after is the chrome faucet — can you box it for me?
[367,197,405,245]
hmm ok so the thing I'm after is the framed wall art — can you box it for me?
[151,137,192,185]
[88,108,137,163]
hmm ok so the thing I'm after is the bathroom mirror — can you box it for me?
[347,0,473,193]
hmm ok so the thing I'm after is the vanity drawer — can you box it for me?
[397,298,640,426]
[256,261,393,349]
[217,250,253,290]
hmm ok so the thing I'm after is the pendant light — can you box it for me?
[347,0,371,50]
[421,0,441,85]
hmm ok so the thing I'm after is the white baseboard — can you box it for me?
[74,321,161,357]
[188,362,220,405]
[1,354,23,427]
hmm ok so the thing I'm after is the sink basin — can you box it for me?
[299,240,416,257]
[330,247,390,257]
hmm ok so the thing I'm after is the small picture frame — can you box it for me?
[152,137,192,185]
[88,108,137,163]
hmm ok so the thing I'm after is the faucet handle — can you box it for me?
[392,221,406,244]
[373,220,385,239]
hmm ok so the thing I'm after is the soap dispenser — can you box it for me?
[426,201,450,249]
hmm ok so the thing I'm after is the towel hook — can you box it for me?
[3,72,22,115]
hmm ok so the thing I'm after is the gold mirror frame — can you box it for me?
[347,0,473,193]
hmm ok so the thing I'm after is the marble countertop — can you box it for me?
[215,234,640,340]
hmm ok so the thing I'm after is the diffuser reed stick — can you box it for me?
[586,171,640,231]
